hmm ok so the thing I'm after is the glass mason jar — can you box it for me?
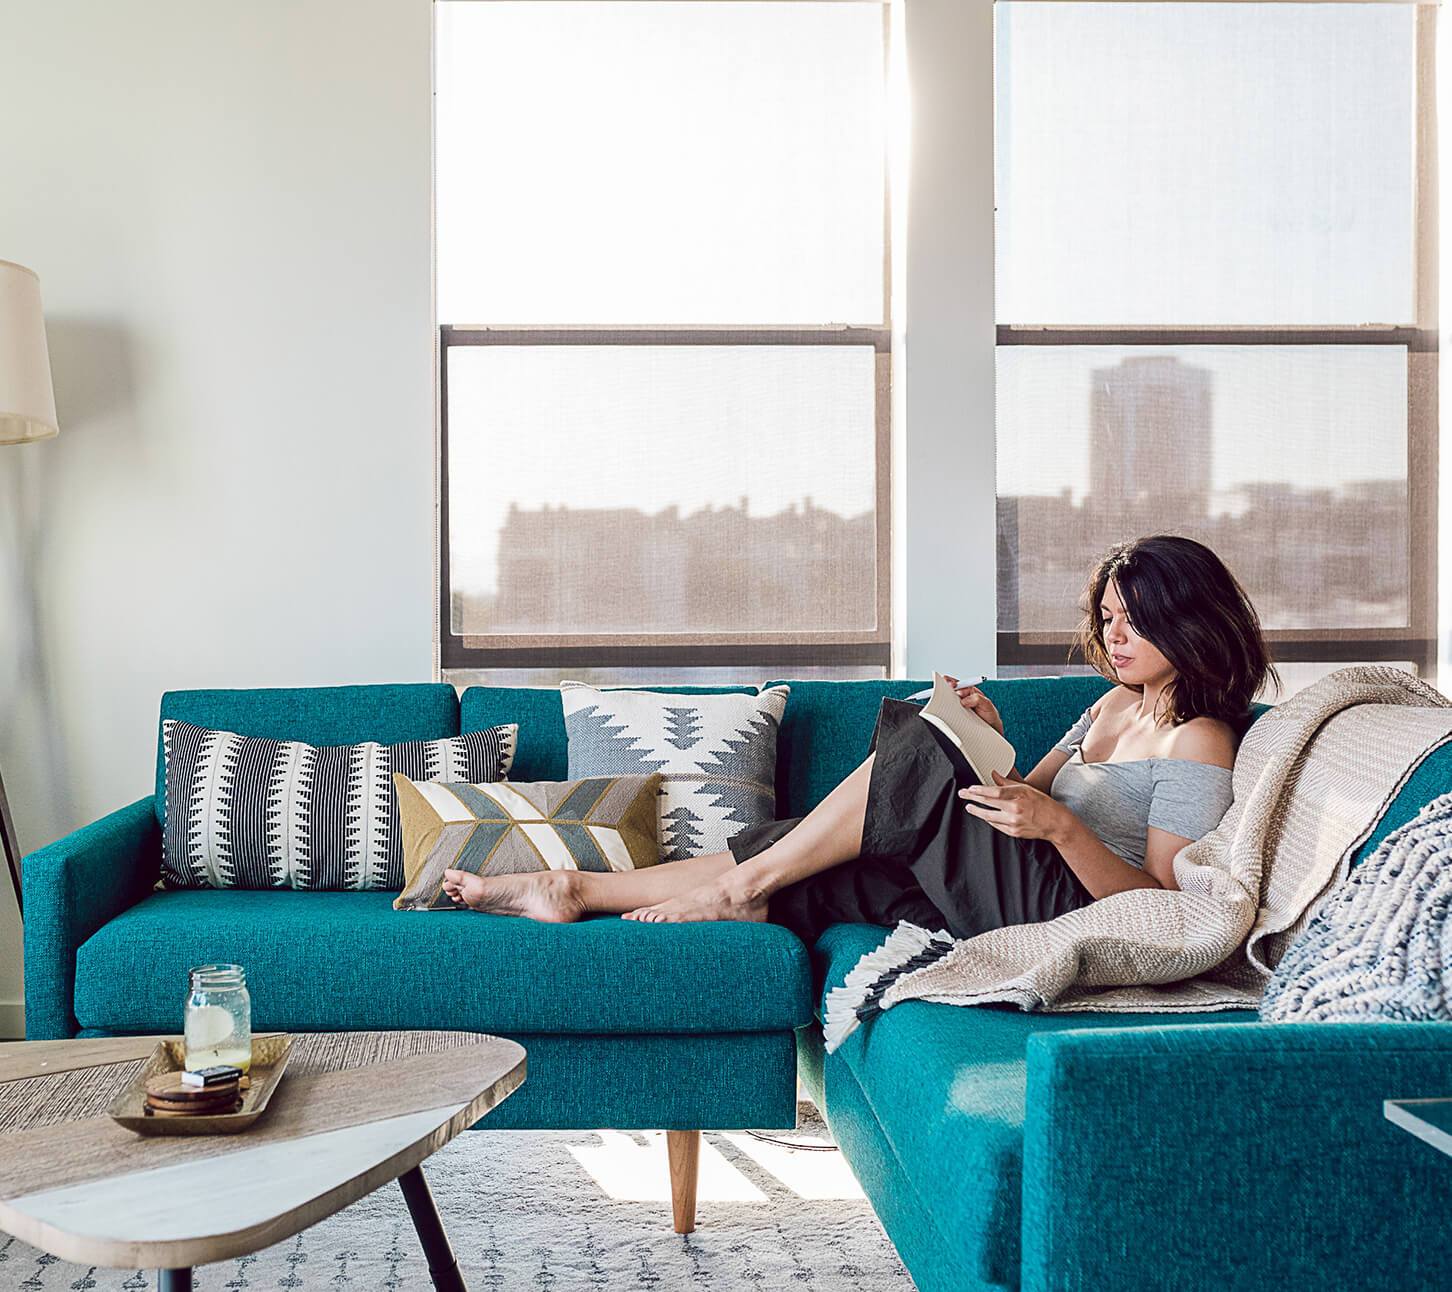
[183,963,253,1073]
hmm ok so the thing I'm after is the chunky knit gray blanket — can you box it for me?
[1261,791,1452,1022]
[824,667,1452,1052]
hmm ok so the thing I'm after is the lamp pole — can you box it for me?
[0,257,61,919]
[0,769,19,917]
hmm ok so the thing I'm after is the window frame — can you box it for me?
[437,323,894,672]
[993,1,1439,679]
[434,1,896,676]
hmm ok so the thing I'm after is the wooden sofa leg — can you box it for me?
[667,1130,701,1234]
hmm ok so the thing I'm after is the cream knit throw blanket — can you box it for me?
[823,666,1452,1053]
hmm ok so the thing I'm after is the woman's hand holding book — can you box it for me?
[943,676,1005,739]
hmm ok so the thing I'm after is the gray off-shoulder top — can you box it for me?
[1048,707,1235,870]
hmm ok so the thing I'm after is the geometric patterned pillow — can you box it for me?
[392,773,663,911]
[560,682,789,860]
[160,720,516,891]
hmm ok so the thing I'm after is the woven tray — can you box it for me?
[108,1035,294,1136]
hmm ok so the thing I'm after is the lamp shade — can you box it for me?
[0,259,58,445]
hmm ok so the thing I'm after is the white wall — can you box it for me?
[902,0,996,680]
[0,0,996,1037]
[0,0,435,1034]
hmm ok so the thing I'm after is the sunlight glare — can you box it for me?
[723,1133,866,1202]
[567,1131,767,1203]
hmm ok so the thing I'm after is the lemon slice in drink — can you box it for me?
[184,1004,235,1049]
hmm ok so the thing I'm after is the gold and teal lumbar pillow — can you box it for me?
[393,773,663,911]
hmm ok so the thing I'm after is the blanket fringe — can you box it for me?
[822,922,957,1053]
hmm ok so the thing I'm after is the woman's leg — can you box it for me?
[441,852,736,922]
[901,823,1091,939]
[624,754,876,923]
[442,754,877,925]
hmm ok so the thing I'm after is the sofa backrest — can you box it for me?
[1350,739,1452,867]
[459,684,756,782]
[458,675,1115,819]
[459,676,1436,870]
[761,679,928,817]
[155,675,1288,838]
[154,683,461,824]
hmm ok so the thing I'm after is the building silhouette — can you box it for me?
[453,353,1409,643]
[998,355,1408,633]
[456,497,876,635]
[1090,355,1212,520]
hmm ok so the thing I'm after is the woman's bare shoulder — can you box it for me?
[1164,715,1237,768]
[1092,686,1137,718]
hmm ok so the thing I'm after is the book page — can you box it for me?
[917,672,1017,783]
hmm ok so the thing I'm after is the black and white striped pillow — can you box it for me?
[160,720,517,891]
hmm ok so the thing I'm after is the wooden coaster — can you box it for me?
[145,1090,239,1112]
[144,1076,241,1114]
[145,1072,240,1103]
[146,1083,238,1102]
[146,1091,238,1112]
[144,1091,243,1114]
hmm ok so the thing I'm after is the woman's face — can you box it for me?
[1099,579,1175,689]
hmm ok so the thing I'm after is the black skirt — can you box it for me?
[729,697,1093,944]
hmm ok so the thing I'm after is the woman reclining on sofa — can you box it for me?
[443,534,1277,945]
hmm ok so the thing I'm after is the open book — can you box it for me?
[915,672,1017,784]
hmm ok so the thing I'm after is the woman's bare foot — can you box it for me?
[441,869,586,923]
[622,878,768,925]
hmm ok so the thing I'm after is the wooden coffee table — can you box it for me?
[0,1031,526,1292]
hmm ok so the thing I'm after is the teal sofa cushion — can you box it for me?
[74,890,813,1036]
[811,923,1256,1288]
[460,684,756,783]
[154,684,460,824]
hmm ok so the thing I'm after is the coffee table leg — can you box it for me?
[157,1270,193,1292]
[398,1164,467,1292]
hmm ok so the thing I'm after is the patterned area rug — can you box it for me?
[0,1105,913,1290]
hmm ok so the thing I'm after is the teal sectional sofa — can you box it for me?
[23,676,1452,1290]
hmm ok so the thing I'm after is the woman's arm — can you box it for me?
[1023,747,1071,795]
[1138,826,1193,892]
[1049,813,1172,897]
[960,774,1165,898]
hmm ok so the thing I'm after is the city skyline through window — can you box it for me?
[994,0,1432,683]
[436,0,894,676]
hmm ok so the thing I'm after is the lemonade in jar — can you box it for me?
[183,964,252,1073]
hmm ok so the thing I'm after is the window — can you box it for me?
[436,0,893,681]
[994,1,1435,684]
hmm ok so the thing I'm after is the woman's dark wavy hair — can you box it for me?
[1074,535,1279,729]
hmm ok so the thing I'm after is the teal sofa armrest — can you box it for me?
[23,797,160,1039]
[1021,1021,1452,1292]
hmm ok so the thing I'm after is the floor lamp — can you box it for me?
[0,259,60,919]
